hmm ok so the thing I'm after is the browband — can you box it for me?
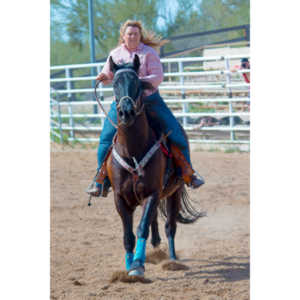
[114,68,138,77]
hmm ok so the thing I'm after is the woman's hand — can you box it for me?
[96,73,109,82]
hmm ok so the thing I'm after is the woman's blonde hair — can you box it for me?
[118,20,169,52]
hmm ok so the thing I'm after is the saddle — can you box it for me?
[95,136,192,190]
[95,138,174,183]
[95,114,194,186]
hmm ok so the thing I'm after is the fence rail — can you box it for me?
[50,54,250,147]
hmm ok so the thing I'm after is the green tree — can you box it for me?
[199,0,249,29]
[162,0,249,55]
[50,40,90,66]
[51,0,161,58]
[50,0,250,65]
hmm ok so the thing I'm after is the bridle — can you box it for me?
[94,68,144,129]
[93,67,171,205]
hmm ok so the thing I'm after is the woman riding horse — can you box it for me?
[103,54,205,277]
[86,20,204,197]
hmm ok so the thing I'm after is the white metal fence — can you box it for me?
[50,54,250,146]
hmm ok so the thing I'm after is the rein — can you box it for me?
[94,80,118,129]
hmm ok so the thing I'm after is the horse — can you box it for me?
[101,54,205,277]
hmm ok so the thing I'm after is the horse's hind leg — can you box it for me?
[165,192,180,260]
[151,210,161,248]
[114,194,135,271]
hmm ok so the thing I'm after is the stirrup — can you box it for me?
[86,180,98,193]
[85,181,109,198]
[86,180,101,196]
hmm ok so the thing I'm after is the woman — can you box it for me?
[87,20,204,197]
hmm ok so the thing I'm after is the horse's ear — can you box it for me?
[133,54,140,73]
[109,56,118,73]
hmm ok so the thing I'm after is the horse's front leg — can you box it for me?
[128,192,159,276]
[114,193,135,271]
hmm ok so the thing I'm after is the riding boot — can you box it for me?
[170,144,205,189]
[86,176,111,197]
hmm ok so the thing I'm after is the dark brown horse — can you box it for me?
[102,54,205,276]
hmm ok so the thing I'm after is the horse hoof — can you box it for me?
[128,267,144,277]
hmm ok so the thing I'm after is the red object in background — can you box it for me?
[241,59,250,83]
[242,72,250,83]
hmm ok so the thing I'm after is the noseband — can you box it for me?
[117,95,137,111]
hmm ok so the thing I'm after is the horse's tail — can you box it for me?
[176,186,206,224]
[158,186,206,224]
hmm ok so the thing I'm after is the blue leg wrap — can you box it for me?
[133,238,147,263]
[168,237,176,260]
[125,252,134,271]
[96,182,101,188]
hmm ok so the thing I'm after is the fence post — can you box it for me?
[70,69,75,101]
[168,62,171,82]
[65,68,74,140]
[50,96,64,144]
[57,100,63,144]
[178,61,187,128]
[224,56,235,141]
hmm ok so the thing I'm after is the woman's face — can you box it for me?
[123,26,141,50]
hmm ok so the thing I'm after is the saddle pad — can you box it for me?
[160,142,172,158]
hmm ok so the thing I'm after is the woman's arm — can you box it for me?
[139,51,164,89]
[96,55,114,85]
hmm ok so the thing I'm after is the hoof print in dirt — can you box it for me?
[162,261,189,271]
[110,270,152,284]
[72,279,85,286]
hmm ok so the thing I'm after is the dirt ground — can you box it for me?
[50,144,249,300]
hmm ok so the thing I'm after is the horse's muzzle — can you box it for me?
[118,102,136,126]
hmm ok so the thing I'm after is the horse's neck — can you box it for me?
[116,112,155,159]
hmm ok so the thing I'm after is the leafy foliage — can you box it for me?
[51,0,249,65]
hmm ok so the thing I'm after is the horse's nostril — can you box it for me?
[119,110,124,117]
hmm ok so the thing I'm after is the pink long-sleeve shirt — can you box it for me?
[100,42,164,97]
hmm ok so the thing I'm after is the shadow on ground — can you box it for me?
[157,256,249,283]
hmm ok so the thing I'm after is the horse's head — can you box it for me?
[109,54,153,127]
